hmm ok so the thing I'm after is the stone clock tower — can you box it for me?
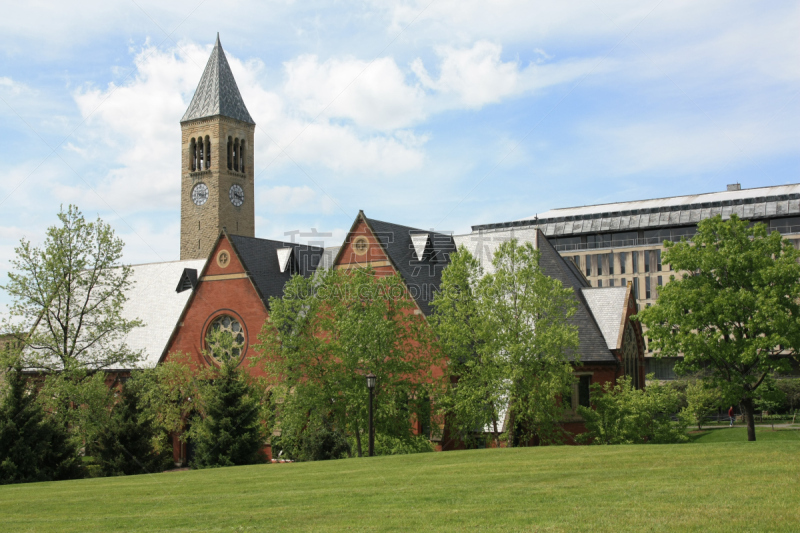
[180,34,255,260]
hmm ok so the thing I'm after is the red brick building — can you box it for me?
[104,36,645,462]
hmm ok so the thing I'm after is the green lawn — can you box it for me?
[688,427,800,443]
[1,441,799,532]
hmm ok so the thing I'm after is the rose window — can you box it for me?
[205,315,246,363]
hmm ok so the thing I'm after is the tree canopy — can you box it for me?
[431,240,579,447]
[636,214,800,441]
[257,267,440,458]
[1,205,141,371]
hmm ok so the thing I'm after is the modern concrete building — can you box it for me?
[469,183,800,378]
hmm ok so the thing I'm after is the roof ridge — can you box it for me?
[365,216,453,237]
[229,234,324,251]
[181,35,255,125]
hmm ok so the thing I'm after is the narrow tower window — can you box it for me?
[239,140,245,173]
[233,138,240,172]
[205,136,211,170]
[189,138,196,171]
[227,136,233,170]
[197,138,204,170]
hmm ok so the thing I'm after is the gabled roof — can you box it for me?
[536,231,618,363]
[121,259,205,368]
[228,235,324,306]
[181,34,255,125]
[362,214,456,316]
[581,287,629,350]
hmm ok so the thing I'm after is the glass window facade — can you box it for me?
[769,217,800,234]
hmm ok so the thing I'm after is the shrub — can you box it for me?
[681,380,725,431]
[577,375,687,445]
[373,434,435,455]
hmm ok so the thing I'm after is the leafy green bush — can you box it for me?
[775,378,800,413]
[577,375,687,445]
[275,417,351,462]
[681,380,725,431]
[374,433,435,455]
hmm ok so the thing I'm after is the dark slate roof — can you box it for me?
[181,34,255,125]
[229,235,324,306]
[365,216,456,316]
[536,231,618,363]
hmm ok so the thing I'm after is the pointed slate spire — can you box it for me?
[181,34,255,124]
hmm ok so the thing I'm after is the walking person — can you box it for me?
[728,406,735,427]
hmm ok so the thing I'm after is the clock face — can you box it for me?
[229,184,244,207]
[192,183,209,206]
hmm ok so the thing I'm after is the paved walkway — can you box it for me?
[698,423,799,430]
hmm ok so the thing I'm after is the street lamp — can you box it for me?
[366,372,376,457]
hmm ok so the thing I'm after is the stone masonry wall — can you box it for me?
[180,116,255,260]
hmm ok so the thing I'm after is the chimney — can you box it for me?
[727,183,741,191]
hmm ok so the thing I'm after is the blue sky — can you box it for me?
[1,1,798,307]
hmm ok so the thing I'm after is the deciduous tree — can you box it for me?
[432,240,579,447]
[257,268,439,458]
[636,215,800,441]
[1,205,142,372]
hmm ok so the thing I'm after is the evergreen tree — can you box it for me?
[0,365,83,484]
[190,357,267,469]
[95,378,172,477]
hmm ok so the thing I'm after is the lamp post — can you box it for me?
[366,372,376,457]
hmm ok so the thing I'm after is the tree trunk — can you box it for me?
[507,410,515,448]
[491,415,500,448]
[741,398,757,442]
[355,423,363,457]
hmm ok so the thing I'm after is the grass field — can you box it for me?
[688,427,800,443]
[1,440,798,532]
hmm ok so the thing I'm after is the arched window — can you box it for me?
[205,136,211,170]
[197,137,204,170]
[227,136,232,170]
[189,138,196,171]
[233,138,240,172]
[622,323,641,389]
[239,140,245,173]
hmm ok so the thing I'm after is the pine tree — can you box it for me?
[0,366,83,484]
[190,360,267,468]
[95,379,171,477]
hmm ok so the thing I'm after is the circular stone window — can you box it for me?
[352,235,369,255]
[205,315,246,363]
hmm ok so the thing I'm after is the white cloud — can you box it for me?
[411,40,603,110]
[283,55,427,130]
